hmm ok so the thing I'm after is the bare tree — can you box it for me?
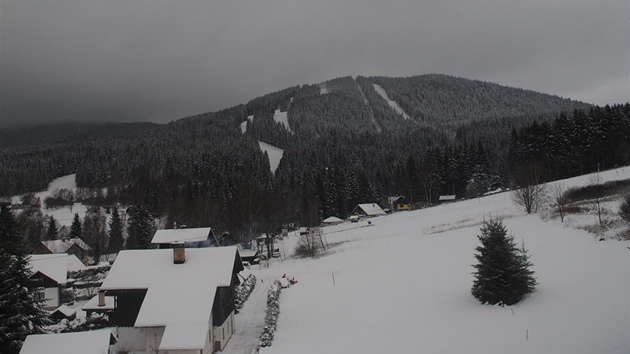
[589,173,605,226]
[619,195,630,224]
[512,164,546,214]
[548,182,569,222]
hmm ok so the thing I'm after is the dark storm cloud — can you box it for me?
[1,0,628,128]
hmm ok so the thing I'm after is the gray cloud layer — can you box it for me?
[1,0,628,127]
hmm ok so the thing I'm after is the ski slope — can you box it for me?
[373,83,411,120]
[258,141,284,176]
[260,167,630,354]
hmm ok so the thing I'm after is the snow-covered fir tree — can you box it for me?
[70,213,82,239]
[471,219,537,306]
[0,206,49,354]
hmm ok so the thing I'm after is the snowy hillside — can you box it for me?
[257,167,630,354]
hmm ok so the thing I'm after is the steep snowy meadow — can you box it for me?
[261,167,630,354]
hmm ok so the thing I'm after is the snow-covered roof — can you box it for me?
[39,238,91,253]
[82,294,115,311]
[356,203,386,216]
[323,216,343,223]
[100,247,240,350]
[19,329,115,354]
[29,254,70,284]
[151,227,212,244]
[51,305,76,317]
[439,195,456,201]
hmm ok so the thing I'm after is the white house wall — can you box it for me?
[43,287,60,309]
[115,327,146,353]
[213,311,235,352]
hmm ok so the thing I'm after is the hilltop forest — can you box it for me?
[1,74,628,243]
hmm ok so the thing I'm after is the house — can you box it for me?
[350,203,386,218]
[32,238,92,265]
[49,305,77,321]
[82,292,115,318]
[438,195,456,203]
[19,329,117,354]
[29,254,86,310]
[98,246,244,353]
[322,216,343,225]
[151,227,220,249]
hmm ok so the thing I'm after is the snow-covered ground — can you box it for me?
[257,167,630,354]
[12,174,88,227]
[241,115,254,134]
[320,83,328,95]
[258,141,284,176]
[373,83,411,120]
[273,109,293,134]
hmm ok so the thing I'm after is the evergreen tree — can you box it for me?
[70,213,82,239]
[45,216,58,241]
[83,207,107,263]
[126,206,154,249]
[0,206,21,255]
[108,207,124,254]
[471,219,537,306]
[0,207,49,354]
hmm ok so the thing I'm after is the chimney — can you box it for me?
[173,244,185,264]
[98,291,105,307]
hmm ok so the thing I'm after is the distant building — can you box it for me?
[151,227,220,249]
[98,246,244,353]
[438,195,456,203]
[350,203,386,218]
[32,238,92,265]
[322,216,343,225]
[29,254,86,310]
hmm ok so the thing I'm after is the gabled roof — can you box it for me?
[38,238,91,253]
[151,227,212,244]
[100,247,242,350]
[19,329,115,354]
[51,305,76,318]
[356,203,386,216]
[29,254,82,285]
[323,216,343,224]
[82,294,115,311]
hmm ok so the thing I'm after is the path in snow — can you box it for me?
[223,275,272,354]
[373,83,411,120]
[258,141,284,176]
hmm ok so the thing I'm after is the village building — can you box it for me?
[151,227,221,248]
[32,238,92,265]
[29,254,86,310]
[350,203,387,218]
[19,329,117,354]
[98,246,244,353]
[322,216,343,225]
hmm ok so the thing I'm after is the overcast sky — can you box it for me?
[1,0,628,128]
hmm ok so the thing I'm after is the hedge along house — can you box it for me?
[151,227,221,249]
[29,254,86,310]
[99,246,244,353]
[350,203,387,218]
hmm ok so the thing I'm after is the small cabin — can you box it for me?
[350,203,386,218]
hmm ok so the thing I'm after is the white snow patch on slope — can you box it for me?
[260,167,630,354]
[319,83,328,95]
[273,109,293,134]
[373,83,411,120]
[258,141,284,175]
[241,115,254,134]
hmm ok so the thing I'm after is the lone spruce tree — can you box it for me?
[471,219,537,306]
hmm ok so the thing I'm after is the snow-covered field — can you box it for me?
[12,174,88,227]
[258,167,630,354]
[373,83,411,120]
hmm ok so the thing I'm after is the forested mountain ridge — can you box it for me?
[2,74,625,244]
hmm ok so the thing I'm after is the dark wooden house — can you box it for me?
[32,238,92,265]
